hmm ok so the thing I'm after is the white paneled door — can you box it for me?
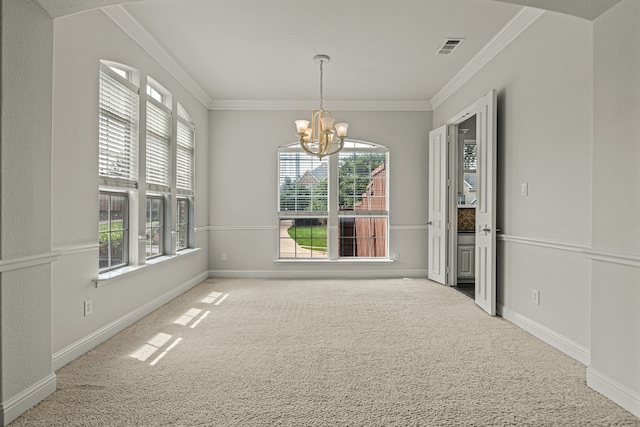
[428,125,448,285]
[474,90,497,315]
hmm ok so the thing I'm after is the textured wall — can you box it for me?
[0,0,56,423]
[590,0,640,416]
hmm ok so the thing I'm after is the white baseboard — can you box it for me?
[52,271,208,371]
[1,373,56,426]
[498,304,590,365]
[587,367,640,418]
[208,269,429,279]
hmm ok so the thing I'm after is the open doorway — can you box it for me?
[454,115,477,299]
[427,89,497,315]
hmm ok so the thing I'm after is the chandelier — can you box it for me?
[295,55,349,159]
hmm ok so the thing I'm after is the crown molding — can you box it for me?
[430,6,545,109]
[209,99,433,112]
[102,4,541,113]
[101,5,212,108]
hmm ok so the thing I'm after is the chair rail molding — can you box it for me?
[0,251,61,273]
[498,234,588,253]
[583,248,640,268]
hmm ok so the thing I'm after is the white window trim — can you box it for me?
[95,247,201,286]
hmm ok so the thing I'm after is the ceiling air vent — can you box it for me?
[437,38,464,55]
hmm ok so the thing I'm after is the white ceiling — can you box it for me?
[122,0,520,104]
[36,0,622,108]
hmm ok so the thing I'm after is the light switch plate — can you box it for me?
[521,182,528,196]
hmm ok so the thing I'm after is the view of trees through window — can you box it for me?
[337,153,386,211]
[99,192,128,271]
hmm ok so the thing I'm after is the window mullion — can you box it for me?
[328,153,339,260]
[132,73,147,266]
[169,100,179,255]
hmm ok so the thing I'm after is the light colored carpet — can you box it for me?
[11,278,640,426]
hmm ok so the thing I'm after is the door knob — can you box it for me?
[481,226,491,232]
[427,221,433,225]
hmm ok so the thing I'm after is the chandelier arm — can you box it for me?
[299,139,321,158]
[324,137,345,157]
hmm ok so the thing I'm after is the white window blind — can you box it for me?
[176,119,195,194]
[98,68,139,189]
[278,152,328,214]
[146,100,171,191]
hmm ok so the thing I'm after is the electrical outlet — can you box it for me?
[221,252,227,262]
[392,253,399,261]
[84,299,94,316]
[532,289,540,305]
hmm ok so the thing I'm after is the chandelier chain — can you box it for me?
[295,54,348,159]
[319,60,324,110]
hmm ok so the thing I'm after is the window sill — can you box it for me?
[273,258,395,264]
[94,248,201,287]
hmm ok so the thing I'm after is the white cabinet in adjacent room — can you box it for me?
[457,233,475,282]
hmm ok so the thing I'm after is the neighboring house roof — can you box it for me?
[311,163,328,181]
[296,163,328,186]
[296,170,319,186]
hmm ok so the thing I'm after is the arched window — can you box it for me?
[98,61,139,272]
[175,103,195,251]
[278,140,389,260]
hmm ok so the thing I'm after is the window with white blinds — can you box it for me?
[146,99,171,191]
[277,140,389,260]
[176,119,195,194]
[97,61,198,272]
[98,66,139,189]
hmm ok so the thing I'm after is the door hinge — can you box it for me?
[447,222,451,230]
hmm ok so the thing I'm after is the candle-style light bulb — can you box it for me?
[335,122,349,137]
[320,116,335,131]
[295,120,309,134]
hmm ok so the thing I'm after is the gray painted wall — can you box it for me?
[1,0,56,423]
[208,110,432,278]
[590,0,640,414]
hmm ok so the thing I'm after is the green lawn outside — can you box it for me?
[287,225,327,252]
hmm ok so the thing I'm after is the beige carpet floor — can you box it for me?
[11,278,640,426]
